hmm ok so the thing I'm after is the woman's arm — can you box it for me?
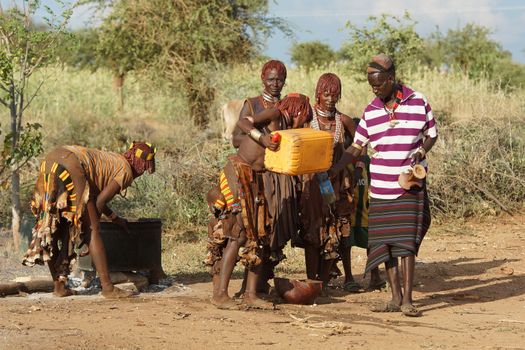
[232,101,251,148]
[236,108,282,151]
[95,180,121,217]
[96,180,129,232]
[340,114,356,139]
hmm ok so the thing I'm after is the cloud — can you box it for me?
[267,0,525,62]
[369,0,504,26]
[271,0,521,31]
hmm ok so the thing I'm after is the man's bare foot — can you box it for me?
[101,286,132,299]
[241,294,275,310]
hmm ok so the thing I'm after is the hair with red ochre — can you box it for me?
[278,93,312,126]
[261,60,287,80]
[315,73,341,103]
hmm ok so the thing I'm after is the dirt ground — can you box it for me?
[1,214,524,350]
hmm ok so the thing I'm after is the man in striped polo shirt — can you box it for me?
[331,54,438,317]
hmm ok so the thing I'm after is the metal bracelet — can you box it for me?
[351,142,363,151]
[248,128,263,142]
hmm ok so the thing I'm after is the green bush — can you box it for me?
[1,64,524,233]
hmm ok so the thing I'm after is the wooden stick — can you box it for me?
[0,279,54,296]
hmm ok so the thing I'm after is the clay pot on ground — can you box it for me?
[274,277,322,305]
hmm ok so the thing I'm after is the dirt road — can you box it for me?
[1,214,524,350]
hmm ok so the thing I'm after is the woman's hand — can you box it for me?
[260,134,280,151]
[327,168,337,180]
[112,215,130,234]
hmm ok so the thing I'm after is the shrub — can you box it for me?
[1,64,523,233]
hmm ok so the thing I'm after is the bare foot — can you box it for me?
[53,288,77,297]
[101,286,132,299]
[211,295,239,309]
[242,294,275,310]
[212,298,240,310]
[211,293,232,305]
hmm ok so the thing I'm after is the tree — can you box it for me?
[339,12,425,77]
[290,40,336,71]
[0,0,70,250]
[92,0,289,127]
[56,28,99,70]
[426,23,525,88]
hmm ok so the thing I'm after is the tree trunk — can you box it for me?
[11,170,22,252]
[112,73,125,111]
[185,75,213,128]
[9,86,21,252]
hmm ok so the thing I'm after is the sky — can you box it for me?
[5,0,525,64]
[264,0,525,64]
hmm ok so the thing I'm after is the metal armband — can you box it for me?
[248,128,263,142]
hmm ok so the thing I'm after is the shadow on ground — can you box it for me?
[413,257,525,311]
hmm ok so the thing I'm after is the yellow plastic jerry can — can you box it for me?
[264,128,334,175]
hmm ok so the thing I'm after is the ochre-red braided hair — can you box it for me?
[315,73,342,103]
[123,141,156,176]
[261,60,287,80]
[277,93,312,126]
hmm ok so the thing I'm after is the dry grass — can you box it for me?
[162,215,447,277]
[162,235,309,278]
[429,116,525,220]
[0,63,523,229]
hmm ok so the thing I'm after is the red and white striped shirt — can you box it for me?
[353,85,438,199]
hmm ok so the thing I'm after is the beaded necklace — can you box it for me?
[311,106,343,145]
[315,107,335,119]
[384,87,403,127]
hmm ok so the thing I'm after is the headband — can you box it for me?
[367,61,395,73]
[129,142,157,161]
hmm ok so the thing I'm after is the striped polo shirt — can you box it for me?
[353,85,438,199]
